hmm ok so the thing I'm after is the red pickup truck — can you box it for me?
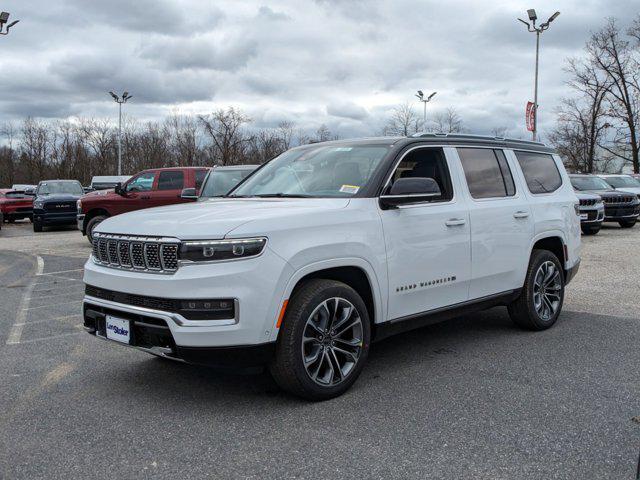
[0,189,34,223]
[77,167,209,242]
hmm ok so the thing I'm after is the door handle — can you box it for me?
[445,218,466,227]
[513,211,530,219]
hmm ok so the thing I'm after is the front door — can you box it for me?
[379,146,471,320]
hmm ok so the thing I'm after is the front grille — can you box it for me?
[44,201,76,212]
[603,195,635,205]
[579,198,597,206]
[85,285,236,320]
[92,233,179,274]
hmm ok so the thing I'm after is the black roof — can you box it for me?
[297,133,556,154]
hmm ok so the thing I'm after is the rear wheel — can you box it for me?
[270,279,371,401]
[86,215,107,243]
[619,219,636,228]
[33,221,43,232]
[508,249,565,331]
[581,225,600,235]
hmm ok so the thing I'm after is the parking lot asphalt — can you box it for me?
[0,220,639,479]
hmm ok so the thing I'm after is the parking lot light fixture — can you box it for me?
[109,91,132,176]
[0,11,19,35]
[517,9,561,142]
[415,90,437,127]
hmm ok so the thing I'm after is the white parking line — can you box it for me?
[36,268,84,276]
[6,255,44,345]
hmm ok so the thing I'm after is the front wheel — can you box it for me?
[508,249,565,331]
[33,222,43,232]
[581,225,601,235]
[86,215,107,244]
[619,219,636,228]
[270,279,371,401]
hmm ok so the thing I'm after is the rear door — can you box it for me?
[454,147,534,299]
[148,170,187,208]
[379,146,471,320]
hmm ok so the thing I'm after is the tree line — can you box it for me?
[0,109,338,187]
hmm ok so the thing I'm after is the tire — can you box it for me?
[7,218,15,223]
[581,225,600,235]
[86,215,107,244]
[270,279,371,401]
[619,219,636,228]
[33,222,43,232]
[508,249,565,331]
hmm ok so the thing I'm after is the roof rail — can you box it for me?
[409,132,547,147]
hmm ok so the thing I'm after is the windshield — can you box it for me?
[602,176,640,188]
[200,168,256,198]
[570,176,612,191]
[229,145,390,198]
[37,181,84,195]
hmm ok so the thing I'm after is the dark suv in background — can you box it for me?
[569,174,640,228]
[32,180,85,232]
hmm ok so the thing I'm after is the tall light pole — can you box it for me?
[518,9,560,141]
[415,90,437,128]
[0,11,19,35]
[109,91,132,176]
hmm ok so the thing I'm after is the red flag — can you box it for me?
[526,102,536,132]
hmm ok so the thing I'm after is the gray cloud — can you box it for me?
[0,0,637,140]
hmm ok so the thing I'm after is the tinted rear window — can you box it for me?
[458,148,516,199]
[514,151,562,194]
[157,171,185,191]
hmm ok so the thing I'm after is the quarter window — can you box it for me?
[387,148,453,202]
[458,148,516,199]
[157,171,185,191]
[515,151,562,194]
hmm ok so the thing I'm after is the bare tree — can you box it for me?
[432,107,464,133]
[491,126,509,137]
[587,18,640,172]
[198,107,251,165]
[382,102,422,136]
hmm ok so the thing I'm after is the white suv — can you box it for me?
[83,134,581,400]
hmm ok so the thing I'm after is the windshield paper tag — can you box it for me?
[334,147,352,151]
[340,185,360,194]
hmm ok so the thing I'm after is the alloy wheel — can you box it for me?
[533,261,562,321]
[301,297,364,387]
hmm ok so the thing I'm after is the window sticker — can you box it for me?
[340,184,360,194]
[333,147,353,152]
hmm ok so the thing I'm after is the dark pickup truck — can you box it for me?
[78,165,257,243]
[32,180,85,232]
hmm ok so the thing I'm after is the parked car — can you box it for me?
[11,184,37,192]
[598,174,640,197]
[570,174,640,228]
[32,180,85,232]
[77,167,210,243]
[90,175,132,191]
[83,133,581,400]
[575,192,604,235]
[0,189,34,222]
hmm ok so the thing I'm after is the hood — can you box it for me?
[610,186,640,195]
[36,193,82,202]
[96,197,351,239]
[82,189,115,199]
[575,192,601,201]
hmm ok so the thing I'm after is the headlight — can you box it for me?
[33,200,44,209]
[179,237,267,263]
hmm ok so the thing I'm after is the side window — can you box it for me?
[388,148,453,202]
[515,151,562,194]
[157,171,185,191]
[125,172,156,192]
[195,169,208,191]
[458,148,516,199]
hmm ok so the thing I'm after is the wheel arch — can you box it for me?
[529,232,567,275]
[83,208,110,232]
[273,258,385,341]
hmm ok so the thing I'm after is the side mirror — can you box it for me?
[180,187,198,200]
[379,177,442,209]
[114,182,124,196]
[83,187,94,193]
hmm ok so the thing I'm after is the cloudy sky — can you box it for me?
[1,0,638,140]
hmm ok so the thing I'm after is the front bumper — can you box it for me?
[82,247,293,348]
[33,210,78,226]
[1,206,32,220]
[603,204,640,222]
[83,303,275,368]
[578,206,604,225]
[77,213,85,233]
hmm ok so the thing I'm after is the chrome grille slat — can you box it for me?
[92,234,179,274]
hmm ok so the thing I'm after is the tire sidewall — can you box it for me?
[280,281,371,399]
[524,251,565,329]
[86,215,107,243]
